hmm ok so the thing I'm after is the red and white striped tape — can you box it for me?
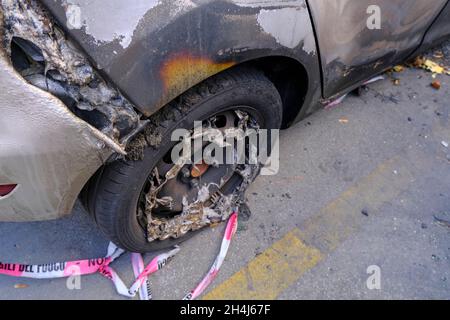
[183,213,238,300]
[0,212,238,300]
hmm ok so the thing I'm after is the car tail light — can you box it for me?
[0,184,17,197]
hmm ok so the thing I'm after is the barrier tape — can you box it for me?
[325,75,385,109]
[131,252,151,300]
[183,213,238,300]
[0,211,238,300]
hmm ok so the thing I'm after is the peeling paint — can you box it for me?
[62,0,199,49]
[63,0,160,48]
[170,0,197,17]
[257,7,316,54]
[232,0,305,8]
[38,0,321,117]
[65,3,82,29]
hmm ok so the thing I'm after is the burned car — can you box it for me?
[0,0,449,252]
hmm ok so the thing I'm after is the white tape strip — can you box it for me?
[0,211,239,300]
[183,212,238,300]
[131,253,151,300]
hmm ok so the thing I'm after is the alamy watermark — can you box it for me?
[66,265,81,290]
[366,265,381,290]
[367,5,382,30]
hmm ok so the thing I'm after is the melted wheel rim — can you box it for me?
[137,109,262,242]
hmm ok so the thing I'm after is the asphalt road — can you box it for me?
[0,44,449,300]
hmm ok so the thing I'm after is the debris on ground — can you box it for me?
[387,65,404,85]
[392,78,401,86]
[434,215,450,229]
[388,47,450,90]
[338,118,349,124]
[238,203,252,222]
[392,65,405,73]
[364,75,385,85]
[441,141,449,148]
[431,80,441,90]
[411,56,450,76]
[433,51,444,59]
[13,284,28,289]
[325,76,385,109]
[325,94,348,109]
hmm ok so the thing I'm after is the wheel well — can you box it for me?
[237,56,309,128]
[79,56,308,204]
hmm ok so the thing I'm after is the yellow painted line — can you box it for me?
[298,156,415,254]
[205,153,423,300]
[204,229,323,300]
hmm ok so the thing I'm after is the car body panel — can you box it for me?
[0,49,112,221]
[40,0,322,118]
[308,0,448,98]
[420,1,450,51]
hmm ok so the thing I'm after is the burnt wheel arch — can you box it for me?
[242,56,309,128]
[82,66,283,252]
[80,55,310,213]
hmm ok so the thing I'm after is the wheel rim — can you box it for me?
[137,107,263,242]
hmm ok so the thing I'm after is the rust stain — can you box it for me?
[160,53,235,94]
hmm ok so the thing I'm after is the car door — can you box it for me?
[307,0,448,98]
[420,1,450,51]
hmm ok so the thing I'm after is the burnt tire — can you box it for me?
[89,67,283,253]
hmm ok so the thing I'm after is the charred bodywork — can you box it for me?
[0,0,449,223]
[308,0,449,98]
[1,0,146,151]
[38,0,321,117]
[0,48,111,221]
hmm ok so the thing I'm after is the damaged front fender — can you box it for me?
[1,0,146,150]
[0,48,112,221]
[39,0,320,117]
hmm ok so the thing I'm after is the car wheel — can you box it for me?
[89,67,283,253]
